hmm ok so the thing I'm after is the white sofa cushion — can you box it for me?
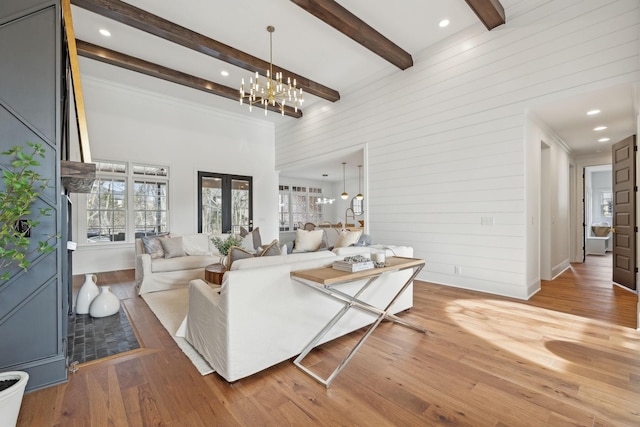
[151,255,216,273]
[230,250,335,271]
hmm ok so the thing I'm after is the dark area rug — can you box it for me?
[67,308,140,364]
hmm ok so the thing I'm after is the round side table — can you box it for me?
[204,263,226,285]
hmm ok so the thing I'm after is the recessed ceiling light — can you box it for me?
[593,126,607,131]
[220,70,229,77]
[439,19,450,28]
[99,28,111,37]
[598,137,610,142]
[586,109,601,115]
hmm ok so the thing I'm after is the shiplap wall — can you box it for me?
[276,0,640,299]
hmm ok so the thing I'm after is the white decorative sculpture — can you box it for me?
[89,286,121,318]
[75,274,99,315]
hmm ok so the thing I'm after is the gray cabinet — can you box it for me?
[0,0,68,391]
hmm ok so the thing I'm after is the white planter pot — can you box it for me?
[0,371,29,427]
[89,286,121,318]
[76,273,99,314]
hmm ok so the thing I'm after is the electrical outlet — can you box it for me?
[481,216,494,226]
[454,265,462,275]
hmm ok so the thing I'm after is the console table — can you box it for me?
[291,256,426,387]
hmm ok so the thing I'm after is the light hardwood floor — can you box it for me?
[19,256,639,426]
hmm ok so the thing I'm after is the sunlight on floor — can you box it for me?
[445,298,640,373]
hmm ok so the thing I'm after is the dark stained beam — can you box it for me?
[75,40,303,118]
[70,0,339,102]
[290,0,413,70]
[464,0,506,30]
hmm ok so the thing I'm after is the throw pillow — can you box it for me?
[284,240,294,254]
[294,229,324,252]
[240,226,262,250]
[182,233,212,256]
[141,235,167,259]
[334,230,363,248]
[355,233,372,247]
[259,239,280,257]
[160,236,186,259]
[226,246,254,269]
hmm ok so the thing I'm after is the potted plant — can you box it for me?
[0,371,29,427]
[211,234,243,265]
[0,142,57,426]
[0,142,56,280]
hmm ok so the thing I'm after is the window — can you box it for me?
[278,185,324,231]
[198,172,252,234]
[84,161,169,244]
[601,191,612,217]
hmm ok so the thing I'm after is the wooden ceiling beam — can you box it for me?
[75,40,303,118]
[70,0,339,102]
[290,0,413,70]
[464,0,506,30]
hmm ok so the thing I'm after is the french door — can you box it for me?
[198,172,253,234]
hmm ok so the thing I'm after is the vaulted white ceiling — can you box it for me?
[69,0,638,179]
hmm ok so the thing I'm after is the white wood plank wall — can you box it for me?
[275,0,640,299]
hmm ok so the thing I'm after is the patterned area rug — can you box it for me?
[67,308,140,364]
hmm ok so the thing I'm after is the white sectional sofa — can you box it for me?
[184,246,416,382]
[135,233,221,295]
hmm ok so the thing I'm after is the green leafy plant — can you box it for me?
[0,142,56,281]
[211,234,243,256]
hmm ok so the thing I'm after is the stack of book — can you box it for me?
[332,259,374,272]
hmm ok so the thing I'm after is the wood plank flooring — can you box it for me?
[19,256,639,426]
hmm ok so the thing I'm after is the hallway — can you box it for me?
[533,254,637,329]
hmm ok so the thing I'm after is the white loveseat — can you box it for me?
[135,233,221,295]
[184,246,416,382]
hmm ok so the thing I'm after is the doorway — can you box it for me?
[583,165,613,260]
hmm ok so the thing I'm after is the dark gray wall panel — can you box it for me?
[0,7,56,142]
[0,0,51,22]
[0,280,60,365]
[0,0,66,391]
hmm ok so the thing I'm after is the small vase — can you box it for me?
[89,286,121,318]
[76,274,99,315]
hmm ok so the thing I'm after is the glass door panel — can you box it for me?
[231,179,250,234]
[201,176,222,234]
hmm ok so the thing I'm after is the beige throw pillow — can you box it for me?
[160,236,186,259]
[334,230,363,248]
[240,226,262,250]
[226,246,254,269]
[259,239,281,257]
[294,229,325,252]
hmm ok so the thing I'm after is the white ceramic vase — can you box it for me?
[89,286,121,318]
[76,273,99,315]
[0,371,29,427]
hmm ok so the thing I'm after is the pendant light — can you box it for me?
[341,162,348,200]
[356,165,364,200]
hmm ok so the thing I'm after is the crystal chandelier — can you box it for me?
[317,197,335,205]
[317,173,335,205]
[240,26,303,116]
